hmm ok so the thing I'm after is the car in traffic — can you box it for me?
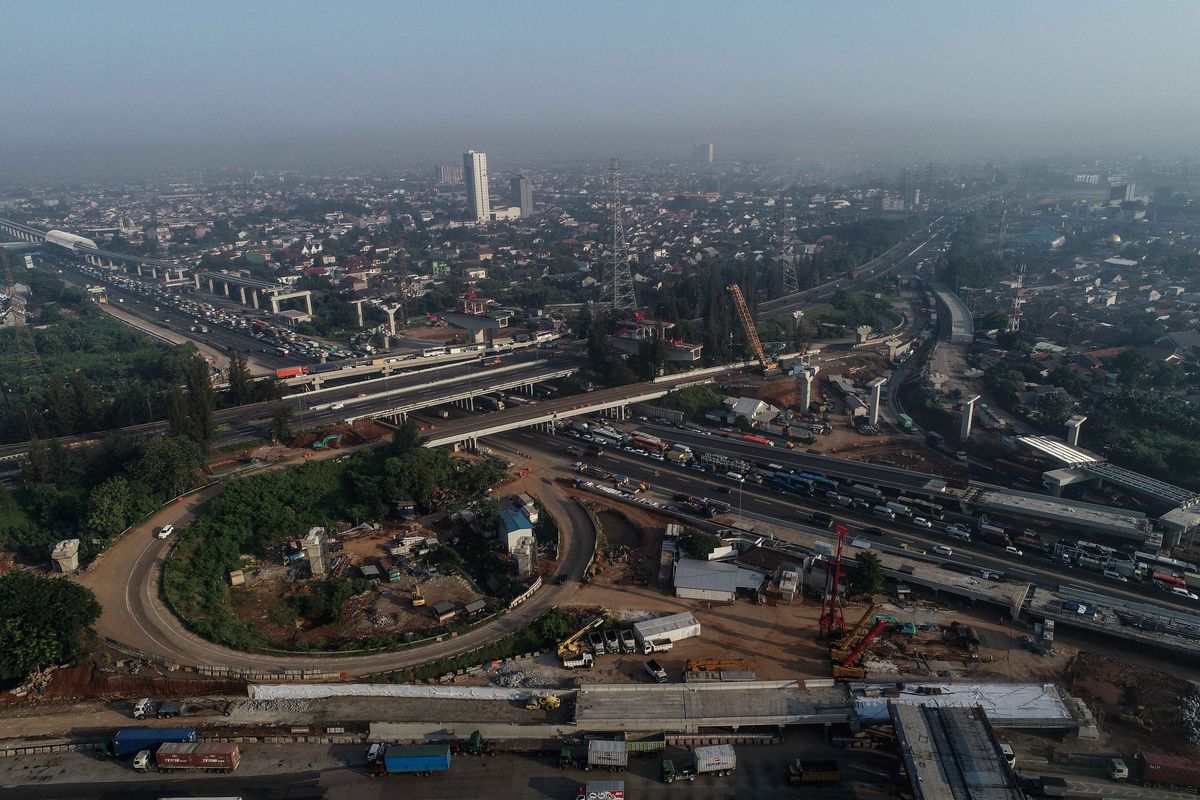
[1170,586,1199,601]
[911,517,933,528]
[155,524,175,539]
[1004,545,1024,556]
[1102,570,1128,582]
[932,544,954,557]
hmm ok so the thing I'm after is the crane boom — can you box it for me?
[556,617,603,658]
[819,524,849,636]
[727,283,777,374]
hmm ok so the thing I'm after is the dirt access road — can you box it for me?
[75,445,595,676]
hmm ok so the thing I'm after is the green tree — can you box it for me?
[135,435,205,498]
[391,418,424,453]
[269,405,294,443]
[679,530,720,559]
[849,551,884,596]
[86,476,133,538]
[0,571,101,685]
[227,351,255,405]
[1033,392,1071,430]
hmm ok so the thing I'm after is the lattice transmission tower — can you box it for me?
[600,158,637,313]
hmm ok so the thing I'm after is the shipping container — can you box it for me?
[150,742,240,773]
[587,740,628,770]
[1136,751,1200,791]
[578,780,624,800]
[693,744,737,774]
[110,727,197,757]
[374,744,452,776]
[275,366,307,379]
[632,612,701,647]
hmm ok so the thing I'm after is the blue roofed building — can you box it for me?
[498,508,534,553]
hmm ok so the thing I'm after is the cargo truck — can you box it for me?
[371,744,452,777]
[585,740,627,772]
[619,629,637,653]
[1135,751,1200,791]
[576,780,624,800]
[978,524,1011,547]
[661,744,736,782]
[133,742,240,773]
[849,484,884,503]
[642,637,673,654]
[787,759,841,785]
[109,727,198,758]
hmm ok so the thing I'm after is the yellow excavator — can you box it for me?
[728,283,779,375]
[411,584,426,607]
[557,617,604,668]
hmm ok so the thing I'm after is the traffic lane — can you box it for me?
[536,436,1197,612]
[298,349,549,395]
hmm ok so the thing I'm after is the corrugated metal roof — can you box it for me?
[632,611,700,640]
[674,558,738,593]
[499,508,532,533]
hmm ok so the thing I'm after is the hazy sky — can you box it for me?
[3,0,1199,176]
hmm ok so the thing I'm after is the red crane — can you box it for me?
[819,524,850,636]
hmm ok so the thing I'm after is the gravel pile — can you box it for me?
[237,698,312,713]
[489,662,549,689]
[1181,691,1200,744]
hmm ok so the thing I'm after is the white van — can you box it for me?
[872,505,896,521]
[725,472,745,483]
[1000,743,1016,769]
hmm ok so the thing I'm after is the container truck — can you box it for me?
[371,744,452,777]
[885,502,912,518]
[661,744,737,782]
[1135,751,1200,791]
[109,727,198,758]
[134,742,240,773]
[585,740,628,772]
[787,759,840,785]
[576,780,624,800]
[849,484,884,503]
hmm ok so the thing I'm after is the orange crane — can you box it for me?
[831,604,883,662]
[727,283,778,375]
[818,524,850,637]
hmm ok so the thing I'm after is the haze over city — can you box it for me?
[4,0,1200,177]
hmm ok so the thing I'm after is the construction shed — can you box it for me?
[672,557,764,602]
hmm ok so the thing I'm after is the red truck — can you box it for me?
[275,366,308,379]
[742,434,772,446]
[1136,751,1200,791]
[134,742,240,773]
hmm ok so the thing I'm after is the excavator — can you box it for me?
[411,584,426,607]
[727,283,779,375]
[557,617,604,669]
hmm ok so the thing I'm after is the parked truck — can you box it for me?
[642,637,673,654]
[787,759,841,785]
[1135,751,1200,791]
[661,744,737,783]
[619,629,637,653]
[134,742,240,774]
[645,659,668,683]
[109,727,198,758]
[585,740,628,772]
[576,780,624,800]
[371,744,452,777]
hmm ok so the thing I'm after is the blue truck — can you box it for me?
[371,744,452,777]
[109,726,198,757]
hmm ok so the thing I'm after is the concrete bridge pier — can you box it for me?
[251,290,260,309]
[239,286,247,305]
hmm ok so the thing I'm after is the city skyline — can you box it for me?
[4,1,1200,178]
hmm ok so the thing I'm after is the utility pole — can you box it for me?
[600,158,637,313]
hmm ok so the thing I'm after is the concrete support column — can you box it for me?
[798,369,814,413]
[867,377,886,426]
[1065,415,1087,448]
[960,395,979,441]
[222,281,230,297]
[150,266,157,280]
[137,264,143,276]
[207,278,214,293]
[239,286,247,305]
[304,294,313,316]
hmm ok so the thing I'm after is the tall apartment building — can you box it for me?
[510,175,533,217]
[463,150,491,222]
[434,163,462,184]
[693,142,715,165]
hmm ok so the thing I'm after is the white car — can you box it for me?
[1170,586,1199,601]
[1102,570,1129,583]
[912,517,933,529]
[155,524,175,539]
[933,544,954,557]
[1004,545,1024,556]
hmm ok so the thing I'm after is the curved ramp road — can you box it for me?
[75,472,595,676]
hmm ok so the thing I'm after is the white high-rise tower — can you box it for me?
[463,150,491,222]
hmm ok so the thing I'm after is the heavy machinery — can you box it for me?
[312,433,344,449]
[685,657,750,673]
[831,604,883,662]
[832,617,890,679]
[525,694,562,712]
[457,730,495,757]
[558,617,604,668]
[411,584,426,607]
[727,283,778,375]
[819,524,851,637]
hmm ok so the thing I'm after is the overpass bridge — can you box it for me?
[0,217,192,284]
